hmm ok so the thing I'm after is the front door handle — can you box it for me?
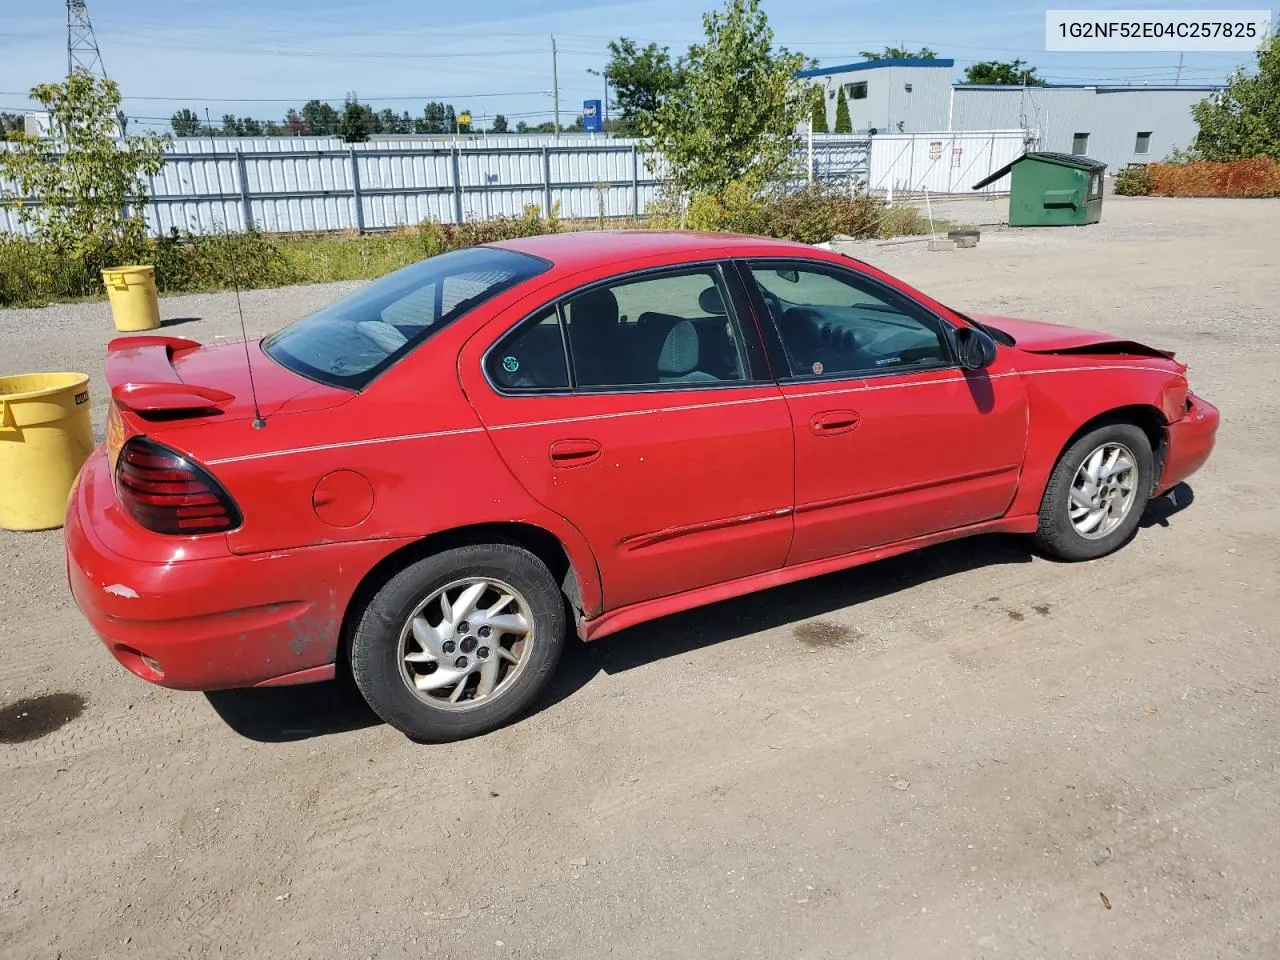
[810,410,860,436]
[549,438,602,467]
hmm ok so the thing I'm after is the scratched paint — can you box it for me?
[103,583,139,599]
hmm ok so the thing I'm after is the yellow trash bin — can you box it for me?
[101,264,161,332]
[0,373,95,531]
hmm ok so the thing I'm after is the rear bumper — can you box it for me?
[65,450,407,691]
[1158,392,1219,495]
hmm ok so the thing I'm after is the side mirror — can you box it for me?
[953,326,997,371]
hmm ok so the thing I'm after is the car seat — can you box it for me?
[657,320,718,383]
[567,288,623,385]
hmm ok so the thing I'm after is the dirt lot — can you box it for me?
[2,197,1278,960]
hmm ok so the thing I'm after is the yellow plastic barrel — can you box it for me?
[0,373,94,531]
[101,265,161,332]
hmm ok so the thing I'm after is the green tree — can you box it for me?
[648,0,809,197]
[170,108,201,136]
[458,108,473,134]
[858,45,936,61]
[809,85,828,133]
[963,59,1045,85]
[0,112,23,134]
[220,113,242,137]
[1192,28,1280,161]
[491,113,509,133]
[240,117,263,137]
[423,102,447,133]
[601,38,683,133]
[0,72,167,263]
[340,95,375,142]
[833,85,852,133]
[515,120,531,133]
[263,120,283,136]
[444,105,458,133]
[300,100,339,136]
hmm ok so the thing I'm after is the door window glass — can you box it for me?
[563,268,748,388]
[750,264,949,378]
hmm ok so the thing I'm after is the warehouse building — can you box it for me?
[797,58,1221,174]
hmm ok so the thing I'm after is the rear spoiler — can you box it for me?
[105,335,234,414]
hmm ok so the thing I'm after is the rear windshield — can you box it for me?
[262,246,550,390]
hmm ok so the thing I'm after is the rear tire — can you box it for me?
[350,543,566,742]
[1033,422,1153,562]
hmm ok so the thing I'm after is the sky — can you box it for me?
[0,0,1262,132]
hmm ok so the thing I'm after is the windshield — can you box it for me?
[262,246,550,389]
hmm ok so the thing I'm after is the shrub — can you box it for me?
[677,181,920,244]
[0,203,566,307]
[152,229,301,292]
[1147,158,1280,197]
[872,205,932,238]
[1114,165,1153,196]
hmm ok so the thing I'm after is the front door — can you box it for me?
[461,262,794,612]
[737,258,1028,566]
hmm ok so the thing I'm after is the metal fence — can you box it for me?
[0,131,1021,238]
[867,130,1038,197]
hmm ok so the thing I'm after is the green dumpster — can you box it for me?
[972,151,1107,226]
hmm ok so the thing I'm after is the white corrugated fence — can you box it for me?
[1,131,1023,237]
[867,129,1038,197]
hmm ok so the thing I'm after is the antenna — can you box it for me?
[227,232,267,429]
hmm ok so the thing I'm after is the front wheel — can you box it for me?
[1033,423,1154,561]
[350,543,566,741]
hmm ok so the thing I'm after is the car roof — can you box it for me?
[492,230,823,273]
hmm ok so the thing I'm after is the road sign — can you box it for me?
[583,99,602,133]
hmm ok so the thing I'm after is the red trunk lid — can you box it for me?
[103,335,353,468]
[105,335,352,426]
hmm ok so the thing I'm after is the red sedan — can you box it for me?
[65,231,1219,741]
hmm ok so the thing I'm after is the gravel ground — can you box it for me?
[1,196,1278,960]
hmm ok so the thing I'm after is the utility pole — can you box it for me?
[66,0,105,78]
[807,118,814,182]
[1175,52,1184,84]
[67,0,126,136]
[551,35,561,141]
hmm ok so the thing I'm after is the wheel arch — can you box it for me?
[1010,395,1171,519]
[337,521,596,676]
[1054,404,1169,495]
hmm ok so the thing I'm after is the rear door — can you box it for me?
[460,261,794,612]
[736,258,1028,566]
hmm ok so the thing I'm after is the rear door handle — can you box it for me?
[810,410,860,436]
[549,438,602,467]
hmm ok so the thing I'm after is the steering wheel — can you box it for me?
[761,289,784,322]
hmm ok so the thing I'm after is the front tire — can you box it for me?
[350,543,566,741]
[1033,422,1154,562]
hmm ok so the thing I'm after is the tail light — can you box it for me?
[114,437,242,534]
